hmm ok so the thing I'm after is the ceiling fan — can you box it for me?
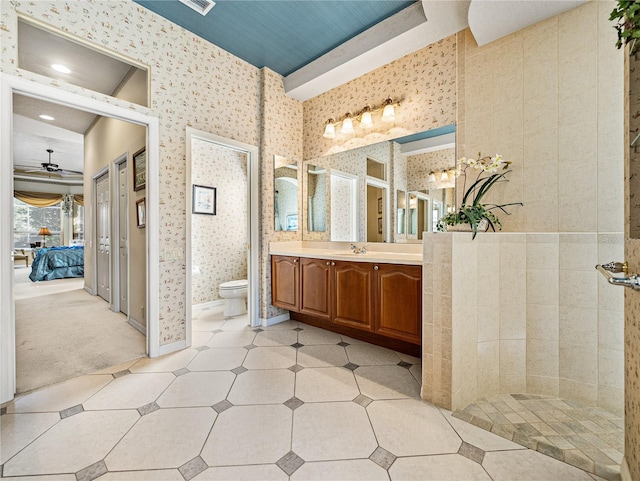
[21,149,83,177]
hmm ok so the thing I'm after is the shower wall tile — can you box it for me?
[598,347,624,391]
[559,378,597,406]
[559,343,597,385]
[499,340,526,393]
[598,386,624,418]
[526,304,559,341]
[559,306,598,348]
[526,339,558,378]
[527,375,559,397]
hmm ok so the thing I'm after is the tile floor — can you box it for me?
[0,305,608,481]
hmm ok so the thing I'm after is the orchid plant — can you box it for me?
[436,153,522,239]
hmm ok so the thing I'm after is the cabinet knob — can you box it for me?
[326,261,331,266]
[293,259,298,263]
[331,262,336,266]
[373,265,379,270]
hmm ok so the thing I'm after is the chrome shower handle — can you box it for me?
[596,261,640,291]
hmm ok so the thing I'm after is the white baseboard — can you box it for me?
[155,339,186,357]
[83,285,94,295]
[261,312,290,327]
[128,317,146,336]
[194,299,225,309]
[620,457,632,481]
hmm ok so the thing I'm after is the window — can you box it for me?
[13,198,61,247]
[73,201,84,241]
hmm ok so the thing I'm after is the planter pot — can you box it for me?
[445,218,489,233]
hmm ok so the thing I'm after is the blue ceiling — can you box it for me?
[134,0,415,76]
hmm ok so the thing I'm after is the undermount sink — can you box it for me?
[323,250,367,256]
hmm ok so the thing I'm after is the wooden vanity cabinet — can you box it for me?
[299,257,332,321]
[271,255,300,312]
[332,260,374,332]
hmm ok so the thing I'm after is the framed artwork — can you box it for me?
[378,197,382,214]
[136,198,146,228]
[133,147,146,192]
[193,184,216,215]
[378,217,383,234]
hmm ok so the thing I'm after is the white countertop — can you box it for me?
[269,241,423,265]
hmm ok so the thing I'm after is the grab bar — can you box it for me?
[596,261,640,291]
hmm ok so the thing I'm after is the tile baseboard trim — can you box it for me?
[620,457,632,481]
[156,339,186,357]
[261,313,290,327]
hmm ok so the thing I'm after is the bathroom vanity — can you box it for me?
[270,242,422,356]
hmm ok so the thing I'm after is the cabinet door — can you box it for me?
[374,264,422,344]
[332,261,374,331]
[300,258,332,321]
[271,255,299,312]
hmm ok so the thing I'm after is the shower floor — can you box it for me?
[452,393,624,481]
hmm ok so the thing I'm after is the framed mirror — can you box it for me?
[274,156,299,231]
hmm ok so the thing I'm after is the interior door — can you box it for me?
[118,162,128,314]
[96,172,110,302]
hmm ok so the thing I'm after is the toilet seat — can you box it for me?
[220,279,248,290]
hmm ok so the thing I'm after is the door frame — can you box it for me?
[185,127,261,345]
[0,73,161,404]
[112,153,129,316]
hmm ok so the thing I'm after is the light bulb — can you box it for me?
[341,116,354,135]
[51,64,71,74]
[323,120,335,139]
[428,172,436,182]
[440,171,449,181]
[360,110,373,129]
[381,99,395,122]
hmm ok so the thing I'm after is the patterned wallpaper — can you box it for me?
[407,148,456,192]
[191,139,248,305]
[302,36,457,161]
[1,1,261,344]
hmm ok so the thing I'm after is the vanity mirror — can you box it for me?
[274,156,299,231]
[301,124,456,242]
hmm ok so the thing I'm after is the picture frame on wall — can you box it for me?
[136,198,146,228]
[133,147,146,192]
[193,184,216,215]
[378,197,382,214]
[378,217,382,234]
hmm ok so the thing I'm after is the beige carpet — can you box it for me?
[15,269,146,394]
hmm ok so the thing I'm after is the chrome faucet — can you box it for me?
[350,243,367,254]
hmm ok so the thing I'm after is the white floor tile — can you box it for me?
[482,450,594,480]
[355,365,421,400]
[253,329,298,347]
[83,373,175,410]
[3,410,139,476]
[187,347,248,371]
[296,345,349,368]
[389,454,493,480]
[367,399,461,456]
[261,320,299,330]
[206,330,256,348]
[96,470,184,481]
[201,405,292,466]
[345,344,402,366]
[295,367,360,402]
[191,331,215,348]
[291,459,389,481]
[2,475,76,481]
[192,319,226,332]
[227,369,295,405]
[105,408,216,471]
[440,408,525,452]
[1,412,60,464]
[156,371,235,407]
[292,402,377,461]
[129,349,199,373]
[192,465,288,481]
[221,316,252,331]
[7,375,114,414]
[297,326,343,345]
[243,346,297,370]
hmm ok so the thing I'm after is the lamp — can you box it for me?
[341,114,354,135]
[381,98,396,122]
[428,172,436,182]
[440,171,449,181]
[323,119,336,139]
[322,98,400,138]
[360,107,373,129]
[38,227,51,247]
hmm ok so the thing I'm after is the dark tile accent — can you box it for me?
[212,399,233,414]
[60,404,84,419]
[343,362,359,371]
[458,442,485,464]
[179,456,208,481]
[337,341,350,347]
[397,361,412,369]
[288,364,304,373]
[137,402,160,416]
[213,329,224,334]
[294,327,304,332]
[196,346,210,351]
[76,460,108,481]
[276,451,304,476]
[113,369,130,378]
[291,342,304,349]
[369,446,397,470]
[253,328,264,333]
[0,407,7,416]
[173,368,190,376]
[284,397,304,411]
[353,394,373,408]
[537,440,565,461]
[244,344,258,350]
[231,366,248,375]
[0,464,3,477]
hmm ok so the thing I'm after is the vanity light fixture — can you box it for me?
[440,171,449,181]
[428,168,455,183]
[51,64,71,74]
[322,98,400,139]
[428,172,436,182]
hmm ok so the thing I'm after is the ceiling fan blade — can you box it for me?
[61,169,83,175]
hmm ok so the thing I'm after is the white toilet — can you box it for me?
[218,279,248,317]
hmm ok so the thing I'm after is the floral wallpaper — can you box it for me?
[407,148,456,192]
[1,0,261,344]
[191,138,248,305]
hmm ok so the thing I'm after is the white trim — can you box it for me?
[93,167,111,305]
[0,73,160,404]
[128,317,146,336]
[620,457,632,481]
[83,285,95,296]
[261,312,291,327]
[112,153,129,315]
[194,300,226,310]
[185,128,261,350]
[157,339,186,357]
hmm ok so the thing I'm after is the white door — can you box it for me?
[118,162,128,315]
[96,172,110,302]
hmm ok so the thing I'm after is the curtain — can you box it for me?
[14,191,62,207]
[74,195,84,206]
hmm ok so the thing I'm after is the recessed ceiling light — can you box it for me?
[39,115,55,121]
[51,64,71,74]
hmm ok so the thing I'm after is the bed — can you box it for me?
[29,246,84,282]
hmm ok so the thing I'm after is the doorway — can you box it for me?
[185,128,260,345]
[330,171,358,242]
[95,170,111,302]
